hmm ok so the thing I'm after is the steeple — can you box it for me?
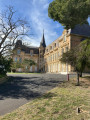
[40,30,46,47]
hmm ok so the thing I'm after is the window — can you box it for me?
[35,60,37,63]
[30,50,33,56]
[55,53,56,60]
[59,42,60,47]
[56,53,57,60]
[63,34,66,42]
[30,66,32,72]
[17,49,20,54]
[50,46,52,50]
[54,43,56,48]
[19,58,22,63]
[14,57,17,62]
[26,66,28,69]
[58,52,60,57]
[62,48,64,55]
[51,55,52,62]
[62,64,64,72]
[47,65,48,71]
[65,47,68,52]
[53,54,54,61]
[66,29,69,34]
[35,66,37,71]
[46,58,47,62]
[49,56,50,61]
[48,56,49,62]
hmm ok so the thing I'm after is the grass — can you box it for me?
[0,76,90,120]
[7,72,41,74]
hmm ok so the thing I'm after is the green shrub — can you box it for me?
[0,56,12,75]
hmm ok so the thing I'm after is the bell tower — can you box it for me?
[39,30,46,72]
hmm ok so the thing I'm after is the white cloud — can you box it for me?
[0,0,63,47]
[23,36,40,47]
[33,0,48,5]
[27,0,61,46]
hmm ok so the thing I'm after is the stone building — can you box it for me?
[12,24,90,73]
[12,40,39,72]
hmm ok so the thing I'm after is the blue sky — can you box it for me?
[0,0,64,47]
[0,0,90,47]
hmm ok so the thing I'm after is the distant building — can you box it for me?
[12,40,39,72]
[12,24,90,73]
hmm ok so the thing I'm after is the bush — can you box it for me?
[0,57,12,75]
[12,69,16,73]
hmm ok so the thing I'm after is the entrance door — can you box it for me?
[35,66,37,72]
[18,68,22,72]
[62,64,64,72]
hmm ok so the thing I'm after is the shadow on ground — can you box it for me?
[0,76,63,100]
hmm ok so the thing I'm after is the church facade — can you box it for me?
[12,24,90,74]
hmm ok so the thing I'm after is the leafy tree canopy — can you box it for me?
[24,59,36,66]
[48,0,90,29]
[60,39,90,85]
[12,62,23,69]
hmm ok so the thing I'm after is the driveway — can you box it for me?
[0,73,67,116]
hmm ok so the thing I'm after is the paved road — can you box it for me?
[0,73,67,116]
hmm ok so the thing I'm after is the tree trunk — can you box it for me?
[79,72,82,77]
[77,72,80,86]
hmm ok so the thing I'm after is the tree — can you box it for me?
[24,59,36,72]
[60,39,90,85]
[24,59,36,66]
[48,0,90,85]
[0,57,12,75]
[48,0,90,29]
[11,61,24,73]
[0,6,30,57]
[76,39,90,77]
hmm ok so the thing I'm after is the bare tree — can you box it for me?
[0,6,30,57]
